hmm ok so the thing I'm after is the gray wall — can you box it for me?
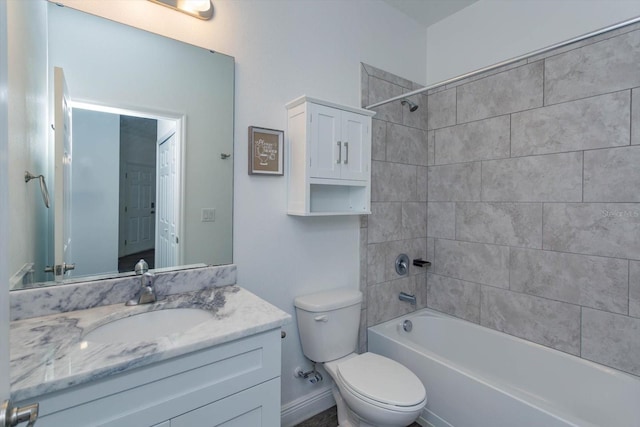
[361,23,640,377]
[359,63,430,353]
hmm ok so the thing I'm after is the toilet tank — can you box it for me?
[294,288,362,363]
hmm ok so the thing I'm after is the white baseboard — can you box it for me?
[419,407,454,427]
[280,387,335,427]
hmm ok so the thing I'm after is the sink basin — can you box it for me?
[83,308,213,344]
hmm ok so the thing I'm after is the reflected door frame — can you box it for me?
[70,101,185,271]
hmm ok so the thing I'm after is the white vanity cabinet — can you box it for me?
[286,96,375,216]
[23,329,281,427]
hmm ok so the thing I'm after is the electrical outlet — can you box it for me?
[201,208,216,222]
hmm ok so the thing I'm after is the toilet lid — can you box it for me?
[337,352,426,407]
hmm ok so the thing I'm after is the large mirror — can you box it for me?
[8,1,234,289]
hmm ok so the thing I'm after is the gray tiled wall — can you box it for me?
[361,21,640,378]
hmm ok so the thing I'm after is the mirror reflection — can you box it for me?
[9,2,234,289]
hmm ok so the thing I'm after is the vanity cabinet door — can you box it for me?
[170,378,280,427]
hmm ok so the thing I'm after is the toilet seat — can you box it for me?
[335,353,426,412]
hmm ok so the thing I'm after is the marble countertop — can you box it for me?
[10,285,291,402]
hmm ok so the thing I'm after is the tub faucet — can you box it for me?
[126,272,157,306]
[399,292,416,305]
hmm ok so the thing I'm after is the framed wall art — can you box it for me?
[248,126,284,175]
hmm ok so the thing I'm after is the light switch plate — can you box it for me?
[201,208,216,222]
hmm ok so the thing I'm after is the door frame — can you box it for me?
[71,100,185,266]
[0,0,11,403]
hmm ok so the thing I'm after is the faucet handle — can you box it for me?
[135,259,149,275]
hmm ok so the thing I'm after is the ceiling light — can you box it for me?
[148,0,214,20]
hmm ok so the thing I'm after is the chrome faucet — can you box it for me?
[126,260,157,306]
[399,291,416,305]
[127,272,157,306]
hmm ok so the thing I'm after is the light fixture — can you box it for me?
[148,0,214,20]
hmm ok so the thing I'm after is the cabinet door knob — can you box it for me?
[336,141,342,164]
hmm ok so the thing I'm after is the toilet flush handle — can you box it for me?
[314,315,328,322]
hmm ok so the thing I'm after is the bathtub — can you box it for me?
[368,309,640,427]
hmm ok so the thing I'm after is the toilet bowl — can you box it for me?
[294,288,427,427]
[325,352,426,427]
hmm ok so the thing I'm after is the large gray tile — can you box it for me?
[402,93,428,130]
[417,166,428,202]
[510,248,628,314]
[367,238,427,285]
[427,202,455,239]
[368,202,403,244]
[428,162,481,201]
[584,146,640,202]
[415,273,428,310]
[427,131,435,166]
[456,202,542,248]
[435,115,510,165]
[367,275,419,326]
[543,203,640,259]
[386,123,428,166]
[434,239,509,288]
[445,59,529,90]
[360,228,368,309]
[427,88,456,130]
[371,161,417,202]
[582,308,640,376]
[630,261,640,318]
[633,88,640,145]
[372,119,386,161]
[481,286,581,355]
[511,91,630,156]
[359,308,368,353]
[481,152,582,202]
[402,202,427,239]
[545,30,640,105]
[360,64,369,108]
[369,76,403,123]
[457,61,544,123]
[427,274,480,323]
[362,62,415,89]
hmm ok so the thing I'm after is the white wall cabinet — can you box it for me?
[21,329,282,427]
[286,96,375,216]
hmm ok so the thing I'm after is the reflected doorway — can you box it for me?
[71,105,181,278]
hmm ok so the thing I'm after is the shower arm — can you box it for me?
[365,15,640,110]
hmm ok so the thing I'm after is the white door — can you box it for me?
[156,132,178,268]
[309,103,342,179]
[121,163,156,256]
[54,67,73,278]
[340,111,370,181]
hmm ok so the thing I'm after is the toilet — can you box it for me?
[294,288,427,427]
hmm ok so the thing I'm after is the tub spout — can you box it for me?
[399,292,416,305]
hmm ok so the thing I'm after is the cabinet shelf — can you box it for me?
[286,96,375,216]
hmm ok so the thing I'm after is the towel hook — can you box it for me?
[25,171,50,208]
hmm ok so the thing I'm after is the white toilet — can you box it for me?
[294,288,427,427]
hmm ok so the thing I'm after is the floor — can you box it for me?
[294,406,421,427]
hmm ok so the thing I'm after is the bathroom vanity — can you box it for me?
[10,281,290,427]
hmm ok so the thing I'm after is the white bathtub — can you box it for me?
[368,309,640,427]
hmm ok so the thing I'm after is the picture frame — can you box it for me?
[248,126,284,176]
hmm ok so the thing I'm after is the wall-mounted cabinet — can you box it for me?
[286,96,375,216]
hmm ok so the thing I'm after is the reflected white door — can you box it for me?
[157,132,178,268]
[54,67,73,278]
[121,163,155,256]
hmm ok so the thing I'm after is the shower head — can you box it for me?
[401,99,419,112]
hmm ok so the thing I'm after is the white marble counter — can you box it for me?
[10,285,291,402]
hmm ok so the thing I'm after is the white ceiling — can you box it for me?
[381,0,479,27]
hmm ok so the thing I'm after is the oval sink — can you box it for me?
[83,308,213,344]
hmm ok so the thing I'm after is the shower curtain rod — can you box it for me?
[365,15,640,110]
